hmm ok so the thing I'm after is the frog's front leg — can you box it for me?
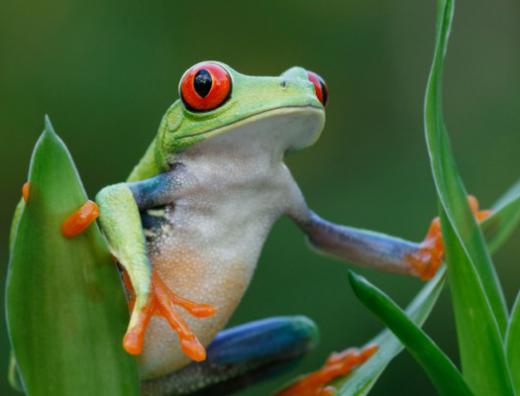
[281,195,490,395]
[292,196,490,281]
[89,169,215,360]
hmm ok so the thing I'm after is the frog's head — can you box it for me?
[156,61,327,165]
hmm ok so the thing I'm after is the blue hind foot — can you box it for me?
[141,315,319,396]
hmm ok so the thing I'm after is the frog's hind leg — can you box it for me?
[141,316,319,396]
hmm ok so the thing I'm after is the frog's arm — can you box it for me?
[96,167,213,359]
[282,177,437,279]
[96,182,151,355]
[288,188,488,280]
[293,210,432,278]
[96,171,182,354]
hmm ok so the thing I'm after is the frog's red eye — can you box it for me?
[307,71,328,106]
[180,62,232,112]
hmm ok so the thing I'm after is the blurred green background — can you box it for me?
[1,0,519,395]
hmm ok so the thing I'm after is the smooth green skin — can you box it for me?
[128,62,322,182]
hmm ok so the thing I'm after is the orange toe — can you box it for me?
[276,343,378,396]
[180,336,207,362]
[61,200,99,238]
[408,194,491,281]
[407,217,444,281]
[22,182,31,203]
[123,297,156,355]
[468,195,492,221]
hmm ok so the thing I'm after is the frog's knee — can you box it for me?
[208,315,319,364]
[141,316,319,396]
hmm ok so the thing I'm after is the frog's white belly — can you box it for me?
[139,189,282,379]
[137,111,318,379]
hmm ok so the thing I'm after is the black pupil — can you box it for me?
[194,69,212,98]
[319,79,328,106]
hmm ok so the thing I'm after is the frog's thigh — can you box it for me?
[141,316,319,396]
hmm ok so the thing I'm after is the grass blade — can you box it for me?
[347,271,473,396]
[506,293,520,393]
[424,0,514,392]
[335,268,445,395]
[424,0,508,334]
[5,117,139,395]
[440,208,514,396]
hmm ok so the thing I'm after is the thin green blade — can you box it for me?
[440,208,514,396]
[506,293,520,393]
[5,117,139,395]
[424,0,508,334]
[347,271,473,396]
[335,268,445,395]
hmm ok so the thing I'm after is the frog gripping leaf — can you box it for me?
[9,62,487,395]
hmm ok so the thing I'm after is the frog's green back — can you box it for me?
[127,138,164,182]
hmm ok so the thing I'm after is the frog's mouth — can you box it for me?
[180,105,326,153]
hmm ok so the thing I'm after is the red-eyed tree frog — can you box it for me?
[12,61,490,396]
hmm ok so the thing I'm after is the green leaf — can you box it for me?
[335,267,445,395]
[423,0,508,335]
[423,0,515,393]
[506,292,520,393]
[440,208,514,396]
[347,271,473,396]
[5,117,139,396]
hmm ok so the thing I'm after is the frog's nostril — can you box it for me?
[280,80,288,88]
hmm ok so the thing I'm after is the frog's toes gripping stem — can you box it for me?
[123,270,216,361]
[277,343,378,396]
[61,200,100,238]
[406,195,491,281]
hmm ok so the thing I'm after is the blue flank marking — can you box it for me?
[206,316,319,365]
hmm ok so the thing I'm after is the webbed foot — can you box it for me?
[276,343,378,396]
[122,270,216,361]
[407,195,491,280]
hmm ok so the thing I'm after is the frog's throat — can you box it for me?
[177,105,325,141]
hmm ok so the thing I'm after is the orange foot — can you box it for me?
[122,271,216,361]
[277,343,378,396]
[407,195,491,280]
